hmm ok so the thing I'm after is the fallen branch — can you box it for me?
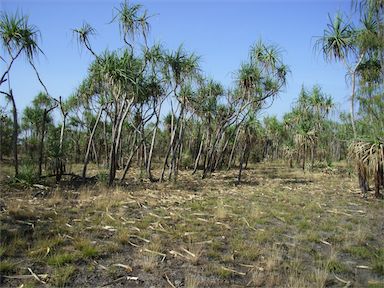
[181,247,196,258]
[129,235,150,243]
[164,274,176,288]
[3,274,48,280]
[28,267,47,284]
[333,274,351,286]
[221,266,246,276]
[169,250,190,260]
[101,276,139,287]
[242,217,257,231]
[215,221,231,229]
[320,240,332,246]
[111,263,133,272]
[326,209,352,217]
[143,248,167,258]
[356,265,371,269]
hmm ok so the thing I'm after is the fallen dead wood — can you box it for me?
[356,265,372,269]
[101,275,139,287]
[242,217,257,231]
[215,221,231,229]
[27,268,47,284]
[111,263,133,272]
[3,274,48,280]
[181,247,196,258]
[333,274,351,286]
[142,248,167,261]
[320,240,332,246]
[326,209,353,217]
[164,274,176,288]
[129,235,150,243]
[169,250,190,260]
[221,266,246,276]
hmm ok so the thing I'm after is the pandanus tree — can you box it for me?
[231,40,288,182]
[287,85,333,170]
[74,1,155,185]
[316,3,382,138]
[112,0,150,51]
[316,13,358,136]
[87,50,144,185]
[350,3,384,197]
[159,45,200,182]
[0,110,13,161]
[318,1,383,197]
[0,12,42,176]
[187,79,224,176]
[21,92,56,177]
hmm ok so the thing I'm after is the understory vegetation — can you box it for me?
[0,0,383,287]
[0,163,383,287]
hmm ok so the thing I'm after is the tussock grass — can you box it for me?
[0,162,383,287]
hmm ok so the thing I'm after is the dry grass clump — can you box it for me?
[214,200,227,220]
[185,274,200,288]
[312,267,329,288]
[140,254,157,272]
[0,162,383,287]
[265,244,283,271]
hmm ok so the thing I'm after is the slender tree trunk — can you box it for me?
[10,90,19,177]
[302,143,306,171]
[120,132,138,182]
[349,54,364,139]
[174,115,185,180]
[310,143,314,170]
[358,163,369,197]
[103,115,109,166]
[56,112,67,182]
[237,141,248,185]
[192,136,204,174]
[0,117,3,162]
[109,100,132,186]
[38,109,48,178]
[374,164,383,198]
[82,106,103,180]
[92,139,98,166]
[227,126,241,170]
[379,163,384,188]
[215,137,230,171]
[350,70,357,138]
[147,107,160,182]
[244,147,250,170]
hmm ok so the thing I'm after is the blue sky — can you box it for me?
[1,0,353,120]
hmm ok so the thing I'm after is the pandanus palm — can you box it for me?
[160,46,200,181]
[88,49,144,185]
[348,140,384,198]
[316,11,381,138]
[232,40,288,183]
[0,12,43,176]
[72,22,97,57]
[112,0,150,50]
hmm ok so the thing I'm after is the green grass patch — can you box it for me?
[47,251,79,266]
[345,245,373,259]
[74,239,100,258]
[51,265,77,287]
[0,260,16,275]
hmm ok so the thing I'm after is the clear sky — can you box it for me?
[1,0,353,121]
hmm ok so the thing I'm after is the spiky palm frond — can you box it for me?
[72,22,96,56]
[0,11,42,60]
[348,140,384,175]
[112,1,151,47]
[165,45,201,86]
[316,13,356,62]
